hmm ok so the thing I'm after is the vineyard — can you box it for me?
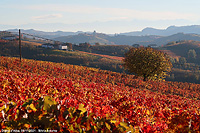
[0,56,199,132]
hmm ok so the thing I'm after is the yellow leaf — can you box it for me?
[105,123,111,130]
[0,105,5,112]
[38,112,47,120]
[24,124,30,128]
[147,110,150,115]
[5,105,9,112]
[111,120,116,124]
[15,109,20,119]
[120,122,129,129]
[29,104,37,112]
[93,126,97,131]
[1,104,10,112]
[78,104,86,114]
[43,96,57,111]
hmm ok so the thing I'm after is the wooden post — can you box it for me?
[19,29,22,62]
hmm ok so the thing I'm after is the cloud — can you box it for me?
[26,4,198,22]
[95,8,197,22]
[32,14,63,20]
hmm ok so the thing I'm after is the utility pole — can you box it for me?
[19,29,22,62]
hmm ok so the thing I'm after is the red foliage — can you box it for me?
[0,56,199,132]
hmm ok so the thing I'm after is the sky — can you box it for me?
[1,0,200,34]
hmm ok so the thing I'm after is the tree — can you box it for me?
[179,57,187,65]
[123,47,172,81]
[79,42,91,48]
[188,49,197,60]
[66,43,73,50]
[95,42,100,46]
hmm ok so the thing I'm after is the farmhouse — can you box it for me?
[148,44,158,48]
[59,44,68,50]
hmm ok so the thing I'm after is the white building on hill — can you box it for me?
[59,45,68,50]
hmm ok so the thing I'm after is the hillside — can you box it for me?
[154,33,200,46]
[0,40,124,73]
[162,40,200,58]
[54,32,200,46]
[2,39,200,83]
[22,40,42,46]
[54,33,161,46]
[54,33,113,45]
[0,57,199,132]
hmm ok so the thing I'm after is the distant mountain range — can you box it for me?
[119,25,200,36]
[53,32,200,46]
[4,25,200,46]
[6,29,86,39]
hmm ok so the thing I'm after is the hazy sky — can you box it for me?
[1,0,200,33]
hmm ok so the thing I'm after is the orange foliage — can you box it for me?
[0,56,199,132]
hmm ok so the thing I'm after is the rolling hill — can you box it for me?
[54,32,160,46]
[162,40,200,58]
[54,33,113,45]
[4,25,200,46]
[54,32,200,46]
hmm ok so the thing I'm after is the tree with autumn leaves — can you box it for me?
[123,47,172,81]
